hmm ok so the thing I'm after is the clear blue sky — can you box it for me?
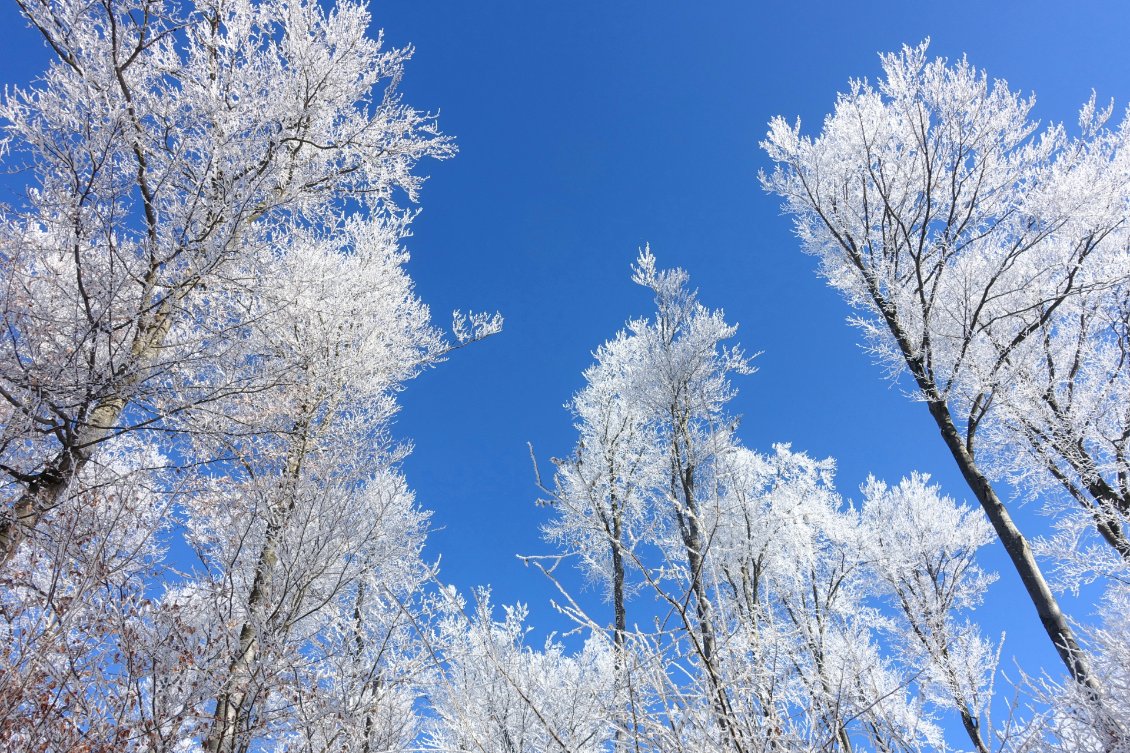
[3,0,1129,693]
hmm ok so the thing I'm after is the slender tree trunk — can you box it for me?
[611,531,626,650]
[352,582,377,753]
[925,398,1096,691]
[350,579,390,753]
[671,454,744,753]
[204,417,310,753]
[204,542,274,753]
[204,497,299,753]
[957,707,989,753]
[682,530,740,750]
[610,514,628,753]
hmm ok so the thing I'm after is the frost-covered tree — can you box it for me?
[860,474,1001,753]
[542,335,660,654]
[761,41,1130,690]
[539,334,662,751]
[426,591,617,753]
[541,252,1002,753]
[172,219,445,752]
[0,188,469,753]
[0,0,453,566]
[607,250,755,749]
[0,2,506,750]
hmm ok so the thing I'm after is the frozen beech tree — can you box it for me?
[761,41,1130,693]
[0,0,453,565]
[0,164,457,750]
[538,252,1003,753]
[175,220,443,752]
[543,330,662,653]
[0,1,505,751]
[859,474,1001,753]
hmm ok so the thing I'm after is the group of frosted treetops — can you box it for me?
[0,0,1127,751]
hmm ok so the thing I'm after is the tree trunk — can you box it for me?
[610,514,628,753]
[925,398,1096,691]
[203,511,285,753]
[0,290,179,568]
[673,458,744,753]
[0,394,127,568]
[203,418,310,753]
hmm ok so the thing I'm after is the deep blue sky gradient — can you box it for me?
[3,0,1130,707]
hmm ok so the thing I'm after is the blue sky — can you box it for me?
[3,0,1129,696]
